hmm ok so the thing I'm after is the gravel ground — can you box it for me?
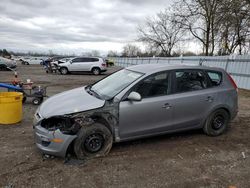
[0,64,249,188]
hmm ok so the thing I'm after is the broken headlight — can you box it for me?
[41,116,80,135]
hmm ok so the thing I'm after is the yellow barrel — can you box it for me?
[0,92,23,124]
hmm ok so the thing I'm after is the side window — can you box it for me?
[72,58,81,63]
[206,71,222,86]
[91,58,99,62]
[174,70,208,93]
[133,72,169,98]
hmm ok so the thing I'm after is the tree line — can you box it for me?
[116,0,250,57]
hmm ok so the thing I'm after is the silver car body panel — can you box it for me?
[34,124,77,157]
[34,64,238,157]
[39,86,105,118]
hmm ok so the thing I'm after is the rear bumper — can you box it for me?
[34,123,76,157]
[231,107,238,120]
[101,69,107,72]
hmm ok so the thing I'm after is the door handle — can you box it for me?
[162,103,172,109]
[206,96,214,102]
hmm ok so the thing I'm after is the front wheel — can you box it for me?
[74,123,113,160]
[60,67,68,75]
[203,109,230,136]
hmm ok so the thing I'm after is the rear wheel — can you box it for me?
[60,67,68,75]
[203,109,230,136]
[92,67,101,75]
[74,123,113,160]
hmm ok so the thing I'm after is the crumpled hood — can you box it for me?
[39,86,105,118]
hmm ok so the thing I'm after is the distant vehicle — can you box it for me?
[21,57,43,65]
[19,59,30,65]
[0,57,16,69]
[0,63,12,71]
[58,57,107,75]
[34,64,238,159]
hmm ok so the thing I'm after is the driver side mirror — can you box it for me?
[127,91,141,101]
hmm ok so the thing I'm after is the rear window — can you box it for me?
[91,58,99,62]
[206,71,222,86]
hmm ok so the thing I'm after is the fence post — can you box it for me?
[225,57,229,71]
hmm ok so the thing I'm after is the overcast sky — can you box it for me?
[0,0,177,55]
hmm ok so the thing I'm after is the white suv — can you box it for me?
[58,57,107,75]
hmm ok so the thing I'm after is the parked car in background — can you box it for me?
[0,57,16,69]
[0,63,12,71]
[19,59,30,65]
[33,64,238,159]
[20,57,43,65]
[58,57,107,75]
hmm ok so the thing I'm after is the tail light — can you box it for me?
[101,63,106,67]
[227,72,238,91]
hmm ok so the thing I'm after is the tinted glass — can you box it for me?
[174,70,208,93]
[72,58,82,63]
[207,71,222,86]
[91,69,143,100]
[134,72,169,98]
[73,58,98,63]
[91,58,99,62]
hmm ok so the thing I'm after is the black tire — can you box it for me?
[203,109,230,136]
[74,123,113,160]
[32,97,42,105]
[60,67,68,75]
[22,96,27,103]
[92,67,101,75]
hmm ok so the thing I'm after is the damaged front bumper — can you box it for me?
[34,120,77,157]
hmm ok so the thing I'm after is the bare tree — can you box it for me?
[174,0,225,56]
[138,9,183,57]
[121,44,141,57]
[107,50,119,57]
[218,0,250,55]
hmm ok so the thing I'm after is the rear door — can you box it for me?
[170,69,217,129]
[69,58,92,71]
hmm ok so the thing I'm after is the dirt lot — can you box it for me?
[0,64,250,188]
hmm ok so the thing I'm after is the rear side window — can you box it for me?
[72,58,97,63]
[91,58,99,62]
[206,71,222,86]
[174,70,208,93]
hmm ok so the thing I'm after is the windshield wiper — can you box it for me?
[87,86,102,99]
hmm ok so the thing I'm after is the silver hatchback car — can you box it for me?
[33,64,238,159]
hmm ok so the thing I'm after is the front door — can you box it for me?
[119,71,174,140]
[69,58,92,71]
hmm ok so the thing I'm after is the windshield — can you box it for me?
[90,69,143,100]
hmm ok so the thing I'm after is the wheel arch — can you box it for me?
[205,105,232,124]
[90,115,113,135]
[91,66,101,72]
